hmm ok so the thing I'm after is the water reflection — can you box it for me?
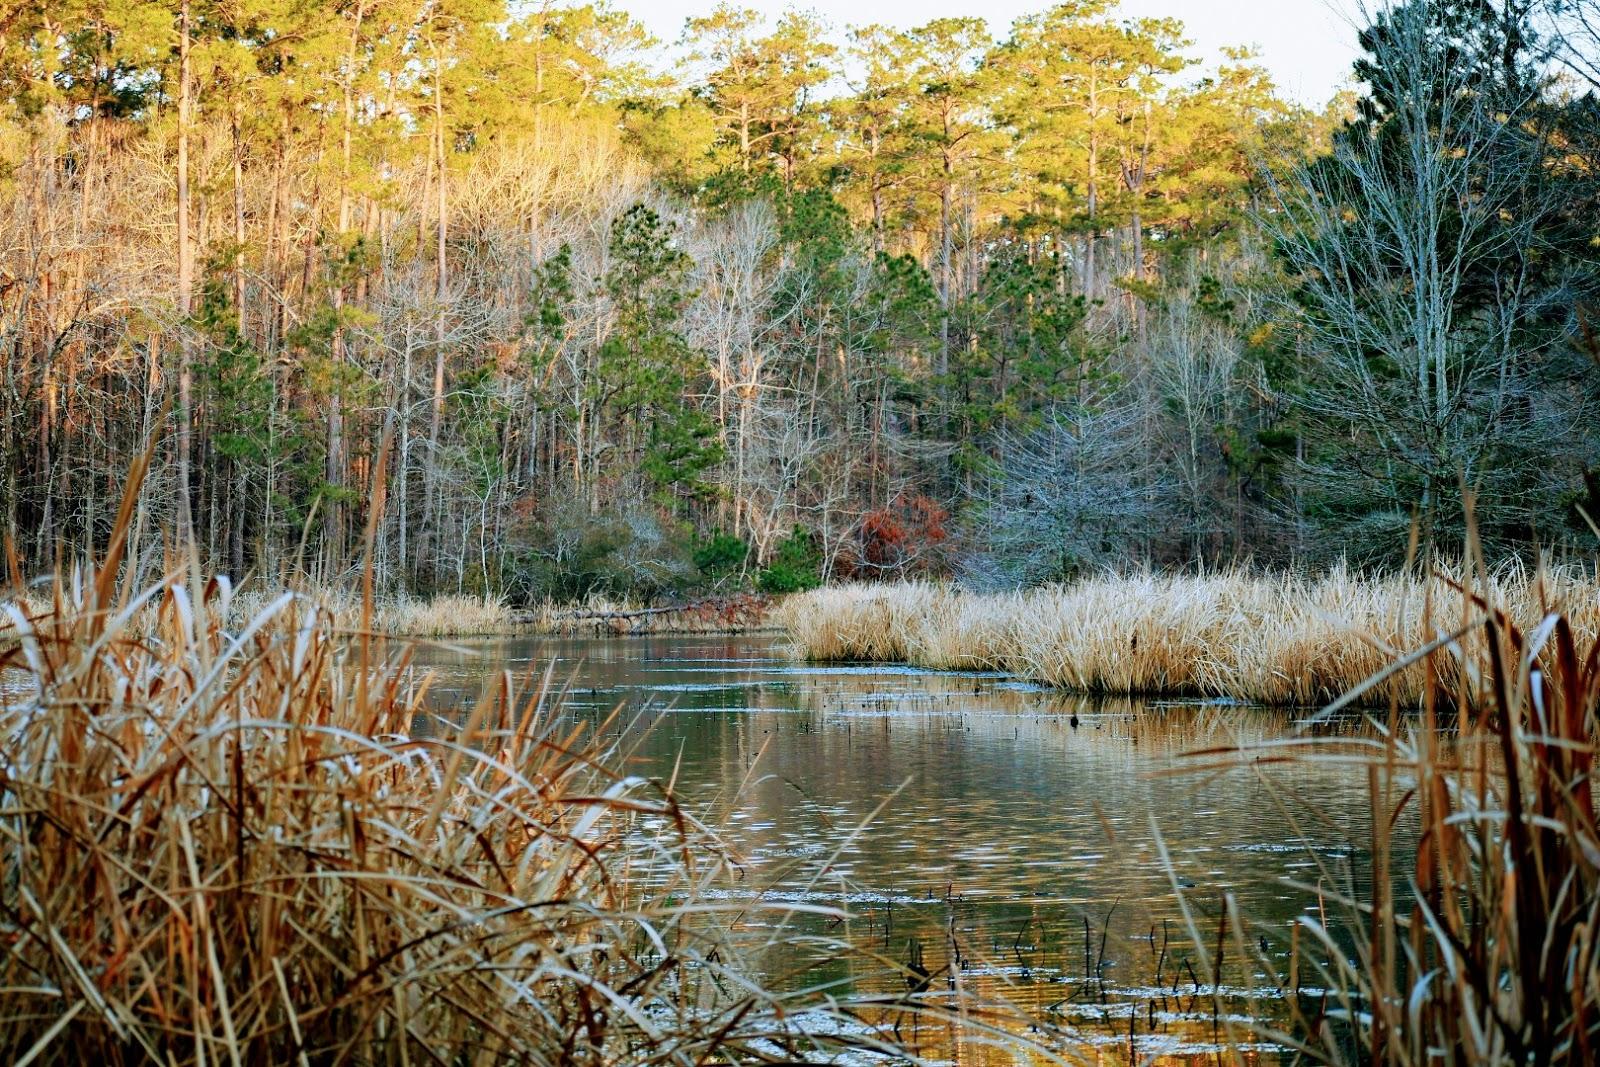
[408,632,1396,1064]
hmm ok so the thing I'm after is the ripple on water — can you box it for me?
[412,631,1403,1063]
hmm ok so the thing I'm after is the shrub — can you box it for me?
[757,526,822,594]
[506,494,696,602]
[850,492,949,578]
[692,531,749,584]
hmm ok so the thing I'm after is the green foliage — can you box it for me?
[642,408,723,502]
[697,168,787,213]
[944,241,1102,476]
[527,244,573,341]
[756,527,822,594]
[684,5,837,180]
[693,532,749,582]
[620,97,720,192]
[194,272,270,465]
[597,205,724,503]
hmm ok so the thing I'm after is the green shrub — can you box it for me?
[693,532,749,583]
[756,527,822,594]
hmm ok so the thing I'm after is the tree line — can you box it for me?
[2,0,1596,600]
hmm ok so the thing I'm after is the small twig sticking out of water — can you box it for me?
[1155,918,1171,987]
[1012,918,1033,976]
[1213,897,1227,987]
[892,938,938,1043]
[1095,897,1120,995]
[1213,897,1229,1056]
[946,911,965,975]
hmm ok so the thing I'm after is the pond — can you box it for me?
[409,631,1396,1064]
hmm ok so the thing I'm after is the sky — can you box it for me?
[617,0,1365,106]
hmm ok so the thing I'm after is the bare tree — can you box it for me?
[1147,278,1241,557]
[963,403,1166,588]
[685,201,783,539]
[1258,1,1592,554]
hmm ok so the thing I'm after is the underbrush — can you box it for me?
[525,592,773,635]
[777,565,1600,706]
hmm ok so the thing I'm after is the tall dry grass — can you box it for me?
[5,585,770,646]
[1173,561,1600,1065]
[0,586,521,643]
[0,476,939,1065]
[777,566,1600,706]
[221,587,520,637]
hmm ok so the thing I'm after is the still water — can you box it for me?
[410,632,1393,1064]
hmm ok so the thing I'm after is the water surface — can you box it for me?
[410,632,1391,1064]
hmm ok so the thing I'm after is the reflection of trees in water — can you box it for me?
[406,632,1398,1062]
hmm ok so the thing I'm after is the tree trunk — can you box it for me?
[1084,68,1099,302]
[740,99,750,173]
[417,46,449,583]
[232,108,246,334]
[939,168,952,380]
[176,0,195,544]
[325,4,367,576]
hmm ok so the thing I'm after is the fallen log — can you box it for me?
[548,603,694,622]
[513,594,771,633]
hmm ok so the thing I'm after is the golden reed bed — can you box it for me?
[1,577,912,1065]
[775,566,1600,706]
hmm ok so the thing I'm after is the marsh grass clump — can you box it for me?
[1170,558,1600,1065]
[0,501,920,1064]
[779,567,1600,707]
[367,591,517,636]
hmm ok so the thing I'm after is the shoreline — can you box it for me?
[2,589,778,643]
[231,589,777,639]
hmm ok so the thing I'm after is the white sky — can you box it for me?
[616,0,1364,105]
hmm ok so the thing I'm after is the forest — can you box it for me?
[2,0,1597,602]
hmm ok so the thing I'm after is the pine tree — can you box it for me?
[685,5,836,183]
[597,205,722,505]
